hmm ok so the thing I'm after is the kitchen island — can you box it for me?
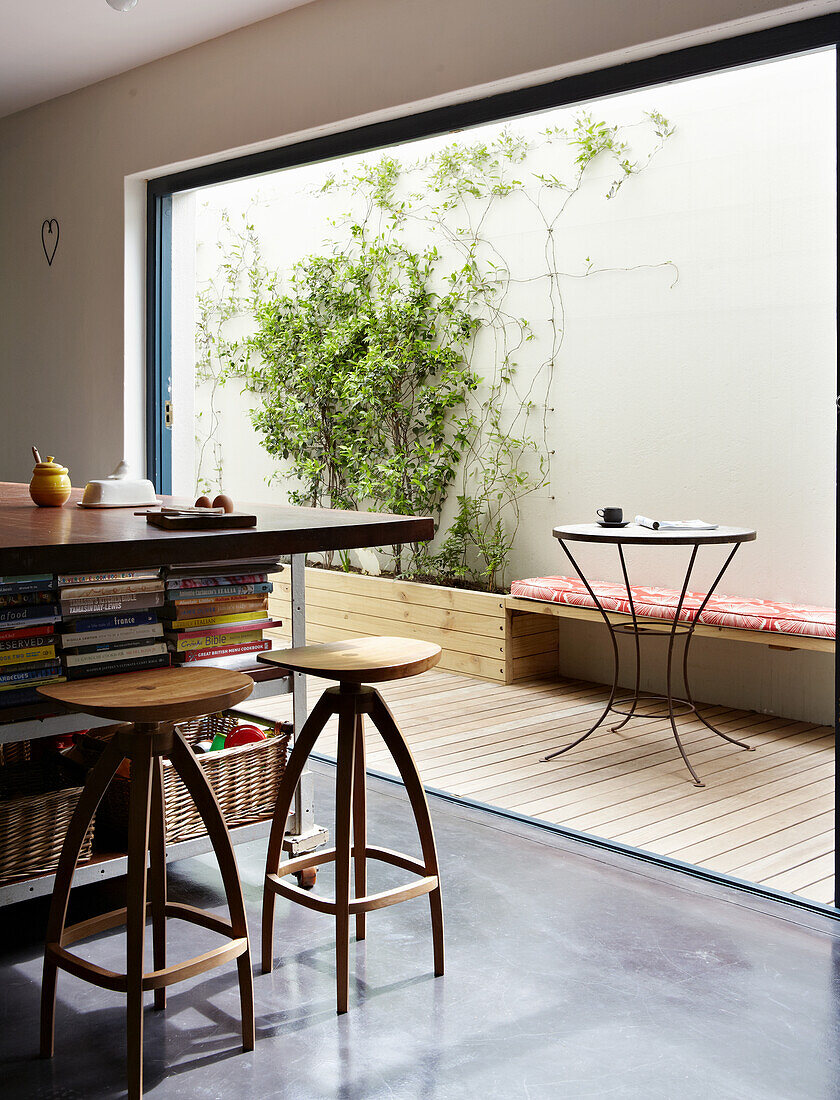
[0,482,432,906]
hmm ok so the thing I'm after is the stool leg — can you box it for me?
[148,756,167,1011]
[168,731,255,1053]
[41,739,126,1059]
[261,692,333,974]
[352,712,367,942]
[369,692,444,977]
[125,738,154,1100]
[334,694,357,1014]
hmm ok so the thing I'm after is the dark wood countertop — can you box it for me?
[0,484,433,573]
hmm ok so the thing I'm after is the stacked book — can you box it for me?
[0,574,64,708]
[162,559,282,664]
[58,569,169,680]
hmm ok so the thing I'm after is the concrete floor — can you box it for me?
[1,763,840,1099]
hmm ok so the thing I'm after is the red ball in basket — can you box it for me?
[224,723,267,749]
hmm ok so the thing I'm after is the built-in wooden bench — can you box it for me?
[506,576,835,654]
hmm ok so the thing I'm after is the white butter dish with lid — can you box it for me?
[78,461,158,508]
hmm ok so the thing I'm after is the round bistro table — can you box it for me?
[548,523,757,786]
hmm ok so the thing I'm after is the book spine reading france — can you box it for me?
[162,558,282,665]
[0,575,65,708]
[59,570,169,681]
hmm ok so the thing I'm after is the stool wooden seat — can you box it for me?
[37,667,256,1100]
[260,638,444,1014]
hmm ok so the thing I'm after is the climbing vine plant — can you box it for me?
[193,110,676,589]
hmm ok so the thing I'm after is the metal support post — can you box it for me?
[286,553,323,850]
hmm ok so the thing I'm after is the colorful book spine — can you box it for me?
[0,623,55,643]
[0,667,65,689]
[166,573,268,590]
[58,569,160,586]
[64,642,168,669]
[0,659,62,683]
[166,559,280,576]
[168,618,281,642]
[58,580,164,600]
[0,606,60,625]
[66,654,169,681]
[69,610,158,633]
[0,686,58,708]
[0,591,57,609]
[0,630,55,650]
[60,593,164,616]
[168,591,271,608]
[171,629,265,653]
[177,640,272,663]
[163,597,268,618]
[168,610,275,631]
[165,583,271,601]
[0,677,66,703]
[60,623,164,649]
[0,578,54,595]
[0,644,56,666]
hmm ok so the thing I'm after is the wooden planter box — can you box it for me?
[268,568,557,684]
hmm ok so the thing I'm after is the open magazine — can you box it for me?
[635,515,718,531]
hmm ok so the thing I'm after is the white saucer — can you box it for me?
[76,500,158,509]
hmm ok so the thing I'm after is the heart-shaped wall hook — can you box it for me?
[41,219,59,266]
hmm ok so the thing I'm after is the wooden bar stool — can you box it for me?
[37,667,256,1100]
[260,637,444,1014]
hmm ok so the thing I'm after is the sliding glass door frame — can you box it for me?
[146,13,840,917]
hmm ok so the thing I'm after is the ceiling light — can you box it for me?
[106,0,139,11]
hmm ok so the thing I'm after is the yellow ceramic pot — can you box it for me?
[29,456,72,507]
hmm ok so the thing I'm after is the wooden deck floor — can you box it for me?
[251,670,835,906]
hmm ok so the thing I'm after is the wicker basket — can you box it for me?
[104,713,290,846]
[0,761,94,885]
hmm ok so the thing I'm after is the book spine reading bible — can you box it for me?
[163,562,279,664]
[179,640,271,663]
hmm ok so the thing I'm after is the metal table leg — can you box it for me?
[542,538,621,762]
[543,539,754,785]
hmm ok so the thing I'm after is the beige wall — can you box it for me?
[0,0,835,485]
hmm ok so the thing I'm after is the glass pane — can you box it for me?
[169,48,836,905]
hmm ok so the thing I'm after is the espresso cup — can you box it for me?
[597,507,623,523]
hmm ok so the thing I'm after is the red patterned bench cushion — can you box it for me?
[510,576,835,640]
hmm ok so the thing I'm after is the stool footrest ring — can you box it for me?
[266,844,437,916]
[46,936,248,994]
[350,877,438,914]
[60,901,235,948]
[60,904,147,947]
[46,943,125,993]
[142,939,248,991]
[165,901,235,938]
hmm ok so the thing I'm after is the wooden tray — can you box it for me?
[145,512,257,530]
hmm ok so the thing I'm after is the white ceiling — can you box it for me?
[0,0,318,119]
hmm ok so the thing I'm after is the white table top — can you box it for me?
[553,523,756,546]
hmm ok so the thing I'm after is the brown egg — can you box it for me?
[213,493,234,513]
[195,495,212,508]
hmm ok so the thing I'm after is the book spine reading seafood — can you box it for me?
[162,561,281,664]
[59,570,169,681]
[0,576,65,708]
